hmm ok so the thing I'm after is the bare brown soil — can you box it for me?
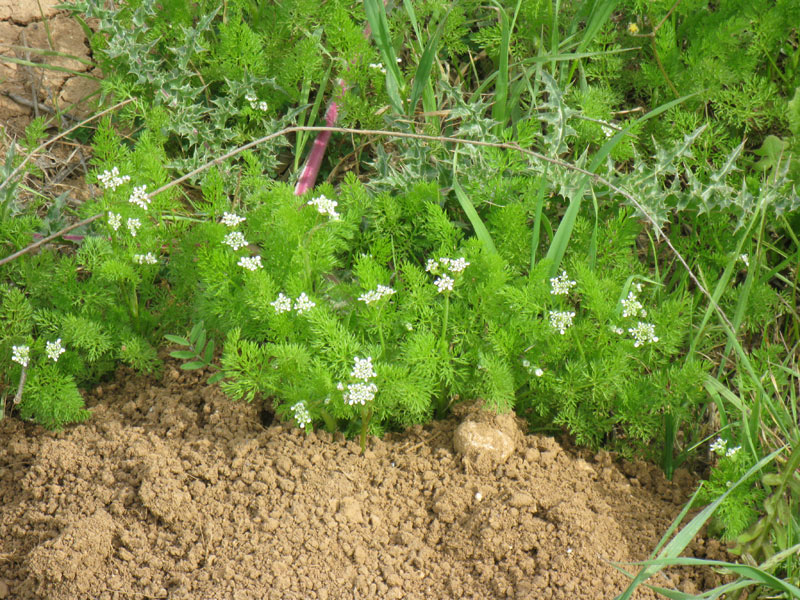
[0,359,730,600]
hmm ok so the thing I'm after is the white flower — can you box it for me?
[628,322,659,347]
[133,252,158,265]
[434,275,454,293]
[98,167,130,190]
[350,356,376,381]
[425,258,439,272]
[634,282,644,293]
[108,212,122,231]
[45,339,66,362]
[405,322,413,331]
[550,271,577,295]
[238,255,263,271]
[127,218,141,237]
[221,212,246,227]
[725,445,741,458]
[307,195,340,220]
[447,257,470,274]
[610,325,625,335]
[534,368,544,377]
[245,93,257,103]
[521,359,531,368]
[369,62,387,74]
[621,291,646,318]
[358,285,396,304]
[343,381,378,406]
[223,231,248,251]
[710,437,727,454]
[336,382,345,391]
[12,345,30,367]
[271,293,293,314]
[128,185,150,210]
[291,401,312,429]
[294,293,316,314]
[257,101,268,112]
[740,254,749,267]
[549,310,576,335]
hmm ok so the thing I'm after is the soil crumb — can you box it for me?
[0,361,729,599]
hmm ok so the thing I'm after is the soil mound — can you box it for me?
[0,362,727,599]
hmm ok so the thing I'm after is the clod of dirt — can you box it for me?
[453,403,523,473]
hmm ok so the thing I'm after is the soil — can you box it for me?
[0,359,731,600]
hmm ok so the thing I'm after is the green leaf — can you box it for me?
[408,6,451,115]
[207,371,225,385]
[364,0,405,114]
[203,339,215,364]
[181,361,206,370]
[189,321,203,345]
[169,350,197,360]
[164,334,190,346]
[452,176,497,254]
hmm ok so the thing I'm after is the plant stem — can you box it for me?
[359,406,373,454]
[13,366,27,405]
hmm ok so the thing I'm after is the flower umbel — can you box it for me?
[271,293,293,314]
[550,271,577,295]
[126,218,141,237]
[237,255,263,271]
[108,212,122,231]
[621,291,646,318]
[549,310,576,335]
[343,381,378,406]
[350,356,376,381]
[221,212,246,227]
[293,293,316,314]
[307,195,340,220]
[98,167,130,190]
[291,401,312,429]
[133,253,158,265]
[128,185,150,210]
[628,322,659,347]
[434,275,454,293]
[223,231,248,251]
[358,285,395,304]
[46,339,66,362]
[12,345,30,367]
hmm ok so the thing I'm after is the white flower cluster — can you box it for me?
[521,359,544,377]
[339,356,378,406]
[307,194,340,220]
[549,310,576,335]
[223,231,248,251]
[350,356,376,381]
[368,62,387,74]
[221,212,246,227]
[434,275,454,293]
[271,292,316,315]
[291,401,312,429]
[427,256,470,274]
[12,345,30,367]
[127,218,141,237]
[128,185,150,210]
[108,212,122,231]
[45,338,66,362]
[98,167,130,190]
[134,252,158,265]
[627,321,659,347]
[237,255,263,271]
[358,285,395,304]
[245,93,268,112]
[621,290,647,318]
[550,271,577,295]
[710,437,741,458]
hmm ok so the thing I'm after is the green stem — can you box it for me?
[359,406,373,454]
[319,406,337,433]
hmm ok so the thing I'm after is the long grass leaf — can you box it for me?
[615,448,784,600]
[363,0,405,114]
[452,177,497,254]
[409,6,450,115]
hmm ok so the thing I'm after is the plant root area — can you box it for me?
[0,362,730,599]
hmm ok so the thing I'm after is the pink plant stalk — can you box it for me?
[294,79,347,196]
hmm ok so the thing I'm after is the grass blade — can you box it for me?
[363,0,405,114]
[452,172,497,254]
[408,6,450,116]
